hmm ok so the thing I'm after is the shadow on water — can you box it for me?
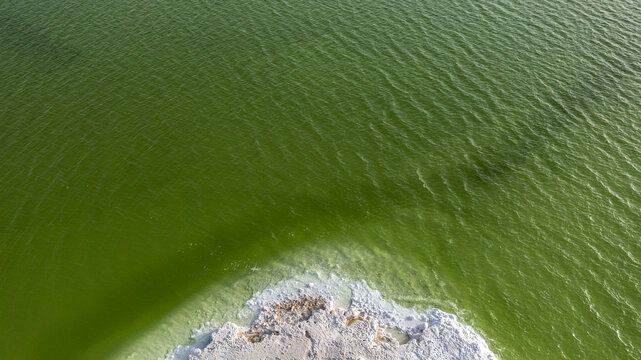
[34,87,594,359]
[0,10,80,66]
[31,193,379,359]
[31,30,641,360]
[453,74,619,189]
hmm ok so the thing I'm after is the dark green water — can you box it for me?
[1,0,640,358]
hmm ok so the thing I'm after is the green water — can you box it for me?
[1,0,640,358]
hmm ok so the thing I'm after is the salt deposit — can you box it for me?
[166,273,497,360]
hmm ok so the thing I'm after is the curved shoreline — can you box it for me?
[167,274,497,359]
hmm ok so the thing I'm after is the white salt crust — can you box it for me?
[166,273,498,360]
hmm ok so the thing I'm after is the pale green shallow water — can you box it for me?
[1,0,641,359]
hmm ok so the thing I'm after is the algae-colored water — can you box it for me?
[1,0,640,358]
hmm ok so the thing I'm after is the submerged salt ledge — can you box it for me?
[167,274,497,359]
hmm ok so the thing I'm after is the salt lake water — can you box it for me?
[1,0,640,358]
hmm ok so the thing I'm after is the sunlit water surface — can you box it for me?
[1,0,640,358]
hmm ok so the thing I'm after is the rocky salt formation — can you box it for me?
[168,274,498,360]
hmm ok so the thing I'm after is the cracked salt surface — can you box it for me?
[166,273,498,359]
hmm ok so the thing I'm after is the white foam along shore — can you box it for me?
[166,273,498,360]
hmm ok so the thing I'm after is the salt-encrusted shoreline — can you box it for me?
[167,274,497,360]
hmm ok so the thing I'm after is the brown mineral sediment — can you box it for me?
[239,295,327,343]
[344,309,364,326]
[373,323,394,344]
[189,294,427,360]
[176,277,498,360]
